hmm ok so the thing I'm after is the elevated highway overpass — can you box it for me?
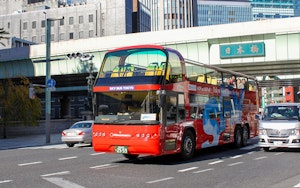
[1,17,300,117]
[1,17,300,88]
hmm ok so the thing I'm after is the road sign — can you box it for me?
[47,79,56,88]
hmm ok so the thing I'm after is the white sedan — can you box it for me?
[61,120,94,147]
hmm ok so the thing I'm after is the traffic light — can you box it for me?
[29,84,36,99]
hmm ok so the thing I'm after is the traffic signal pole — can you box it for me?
[45,16,64,144]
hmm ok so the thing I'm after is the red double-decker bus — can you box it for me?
[92,44,259,160]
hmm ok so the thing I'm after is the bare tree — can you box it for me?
[0,28,9,46]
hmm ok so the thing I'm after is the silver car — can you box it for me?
[61,120,94,147]
[258,103,300,151]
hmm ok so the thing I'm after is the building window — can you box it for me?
[8,22,10,29]
[69,17,74,25]
[32,21,36,29]
[69,32,74,39]
[79,15,83,24]
[89,30,94,37]
[79,31,84,38]
[32,36,36,42]
[88,14,93,22]
[23,22,27,30]
[60,19,64,26]
[41,35,45,42]
[228,10,235,16]
[41,20,45,28]
[51,34,54,41]
[60,33,65,40]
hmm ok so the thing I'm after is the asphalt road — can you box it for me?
[0,141,300,188]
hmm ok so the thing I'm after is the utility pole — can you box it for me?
[45,16,64,144]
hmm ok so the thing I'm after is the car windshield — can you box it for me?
[262,105,300,120]
[71,122,92,128]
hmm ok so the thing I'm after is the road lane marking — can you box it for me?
[90,164,118,169]
[294,182,300,187]
[41,171,70,177]
[274,152,284,155]
[58,156,78,160]
[230,155,243,159]
[228,162,244,166]
[43,177,85,188]
[146,177,174,184]
[254,156,267,160]
[0,180,13,184]
[193,168,214,174]
[208,160,224,165]
[178,167,198,172]
[18,161,43,166]
[90,152,106,156]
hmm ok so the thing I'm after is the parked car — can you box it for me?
[61,120,94,147]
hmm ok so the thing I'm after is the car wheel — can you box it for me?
[263,147,270,152]
[67,143,75,147]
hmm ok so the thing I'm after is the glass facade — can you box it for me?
[196,0,252,26]
[252,0,295,20]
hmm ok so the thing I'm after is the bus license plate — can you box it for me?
[115,146,128,154]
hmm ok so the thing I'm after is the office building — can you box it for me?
[149,0,196,31]
[196,0,252,26]
[251,0,296,20]
[0,0,142,49]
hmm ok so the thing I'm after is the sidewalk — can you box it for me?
[0,133,62,150]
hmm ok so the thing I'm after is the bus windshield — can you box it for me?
[94,91,160,125]
[97,48,167,80]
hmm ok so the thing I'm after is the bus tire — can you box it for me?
[234,126,243,148]
[123,154,139,160]
[180,130,195,160]
[242,125,249,147]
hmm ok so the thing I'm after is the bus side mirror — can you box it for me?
[157,90,166,108]
[255,114,261,120]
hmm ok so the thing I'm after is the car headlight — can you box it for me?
[259,129,267,135]
[291,129,300,135]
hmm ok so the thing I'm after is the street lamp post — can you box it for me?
[45,17,64,144]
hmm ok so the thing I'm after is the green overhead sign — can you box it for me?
[220,42,265,59]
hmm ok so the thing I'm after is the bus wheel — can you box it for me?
[242,126,249,147]
[123,154,139,160]
[180,130,195,160]
[234,126,243,148]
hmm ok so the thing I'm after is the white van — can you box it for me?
[258,103,300,151]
